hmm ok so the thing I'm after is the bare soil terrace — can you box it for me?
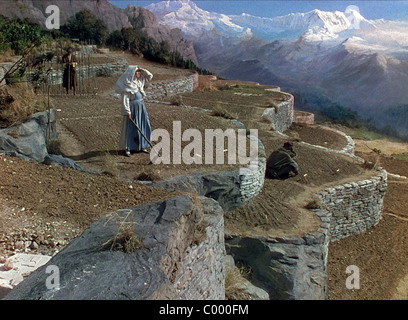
[1,52,408,300]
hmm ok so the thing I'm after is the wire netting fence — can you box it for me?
[26,40,100,97]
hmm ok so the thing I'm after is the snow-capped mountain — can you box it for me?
[147,1,375,41]
[147,0,408,138]
[146,0,253,40]
[230,8,376,41]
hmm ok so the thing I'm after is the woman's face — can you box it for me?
[134,70,142,79]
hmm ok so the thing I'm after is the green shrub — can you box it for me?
[0,16,44,54]
[60,9,107,45]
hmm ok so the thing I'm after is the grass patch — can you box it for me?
[225,262,255,300]
[102,151,119,177]
[135,168,161,182]
[169,95,183,106]
[0,83,49,127]
[101,210,144,253]
[349,127,389,141]
[392,152,408,161]
[304,196,322,210]
[192,218,208,245]
[211,104,237,120]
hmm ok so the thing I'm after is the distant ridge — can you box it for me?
[0,0,197,63]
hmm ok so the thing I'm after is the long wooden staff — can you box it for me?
[128,117,160,160]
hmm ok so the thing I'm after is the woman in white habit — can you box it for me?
[115,65,153,156]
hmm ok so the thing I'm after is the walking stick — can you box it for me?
[128,117,160,161]
[129,118,153,147]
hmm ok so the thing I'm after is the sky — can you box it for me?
[110,0,408,21]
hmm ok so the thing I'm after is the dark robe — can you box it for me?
[62,52,78,91]
[266,147,298,179]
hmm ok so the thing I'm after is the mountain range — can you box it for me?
[147,0,408,137]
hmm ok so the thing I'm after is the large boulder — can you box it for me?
[151,171,243,212]
[0,109,86,171]
[225,231,329,300]
[0,110,56,162]
[4,195,226,300]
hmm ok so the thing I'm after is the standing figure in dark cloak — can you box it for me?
[62,47,78,95]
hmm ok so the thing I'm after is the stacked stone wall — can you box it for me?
[315,169,387,242]
[146,72,198,99]
[295,111,315,125]
[261,93,294,133]
[35,54,128,86]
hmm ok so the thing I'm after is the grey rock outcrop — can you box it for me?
[0,0,132,32]
[124,5,198,64]
[0,110,56,162]
[225,231,329,300]
[4,195,226,300]
[0,109,86,171]
[224,255,269,300]
[151,171,243,212]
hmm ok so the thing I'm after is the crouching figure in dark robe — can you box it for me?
[266,142,299,180]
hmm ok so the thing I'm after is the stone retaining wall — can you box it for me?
[146,72,198,99]
[261,93,295,133]
[299,128,357,157]
[238,135,266,205]
[37,54,128,86]
[315,169,388,242]
[295,111,315,125]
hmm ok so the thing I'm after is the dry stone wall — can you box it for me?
[294,111,315,125]
[41,54,128,86]
[315,169,387,242]
[146,72,198,99]
[261,93,295,133]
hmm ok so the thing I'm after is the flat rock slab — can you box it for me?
[0,253,51,298]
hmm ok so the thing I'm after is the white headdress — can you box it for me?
[115,65,139,94]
